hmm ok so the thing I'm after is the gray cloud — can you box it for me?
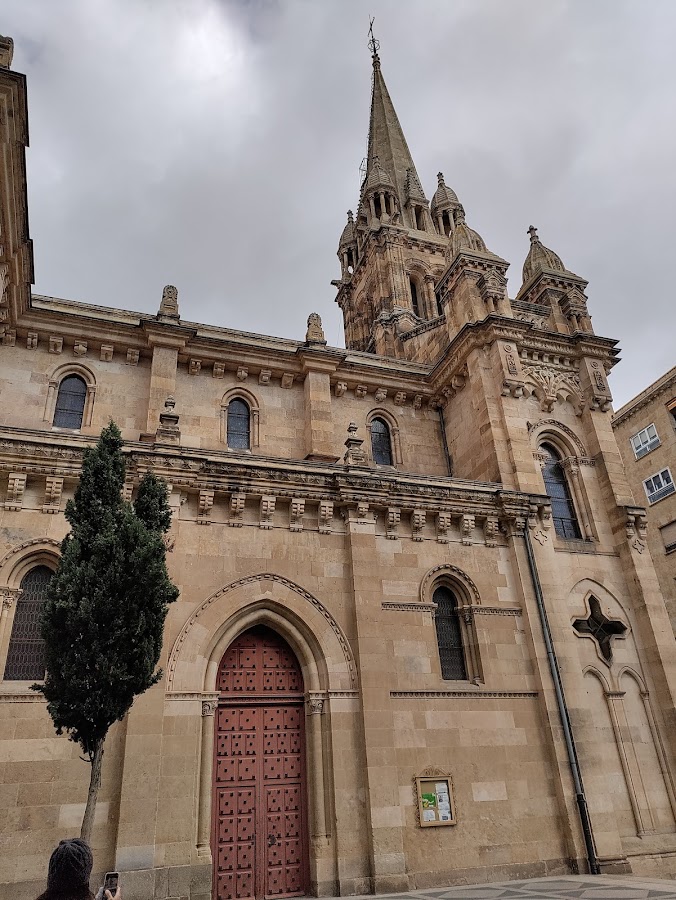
[4,0,675,408]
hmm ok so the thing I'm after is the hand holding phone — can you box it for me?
[103,871,120,899]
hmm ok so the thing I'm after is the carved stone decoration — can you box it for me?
[305,312,326,345]
[413,394,423,409]
[375,388,387,402]
[436,512,452,544]
[5,472,27,511]
[533,529,547,545]
[260,495,276,529]
[0,588,20,610]
[26,332,38,350]
[229,493,246,526]
[189,358,202,376]
[73,341,88,357]
[126,349,140,366]
[197,489,214,525]
[483,516,498,547]
[100,344,114,362]
[307,697,325,715]
[461,513,475,545]
[237,367,248,381]
[521,364,582,413]
[258,370,271,386]
[394,391,407,406]
[625,507,648,541]
[158,284,180,319]
[632,538,645,554]
[318,500,333,534]
[156,396,180,444]
[411,509,426,541]
[201,699,217,717]
[386,507,401,540]
[2,328,16,346]
[213,362,225,378]
[357,501,369,520]
[49,336,63,354]
[343,422,369,467]
[355,384,367,399]
[289,498,305,532]
[281,373,294,389]
[335,382,347,398]
[42,476,64,514]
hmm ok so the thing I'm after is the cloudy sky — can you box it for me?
[4,0,675,408]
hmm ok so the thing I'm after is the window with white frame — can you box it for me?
[644,468,675,505]
[660,520,676,554]
[630,423,660,458]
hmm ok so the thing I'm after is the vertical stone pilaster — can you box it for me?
[344,505,410,894]
[143,326,191,435]
[298,353,340,462]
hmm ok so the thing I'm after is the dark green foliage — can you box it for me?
[33,422,179,759]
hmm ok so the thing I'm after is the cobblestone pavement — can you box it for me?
[349,876,676,900]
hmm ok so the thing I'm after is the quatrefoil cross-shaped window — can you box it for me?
[573,596,627,663]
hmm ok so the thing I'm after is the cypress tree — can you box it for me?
[32,422,178,842]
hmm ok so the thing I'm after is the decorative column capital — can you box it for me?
[201,694,219,717]
[1,588,21,610]
[307,695,325,715]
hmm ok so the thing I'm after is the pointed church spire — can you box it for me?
[363,32,425,211]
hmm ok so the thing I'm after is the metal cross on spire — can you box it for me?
[368,17,380,59]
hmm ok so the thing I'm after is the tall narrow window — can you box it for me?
[433,586,467,680]
[371,417,393,466]
[410,278,420,317]
[3,566,53,681]
[53,375,87,429]
[541,443,582,539]
[227,398,251,450]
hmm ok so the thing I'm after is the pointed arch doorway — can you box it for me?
[213,625,309,900]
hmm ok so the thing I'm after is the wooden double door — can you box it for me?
[213,627,308,900]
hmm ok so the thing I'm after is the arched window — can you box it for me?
[53,375,87,429]
[410,278,420,317]
[3,566,53,681]
[433,586,467,680]
[227,398,251,450]
[371,417,393,466]
[541,443,582,539]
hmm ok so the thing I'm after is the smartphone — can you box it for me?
[103,872,119,896]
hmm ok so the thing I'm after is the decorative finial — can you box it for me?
[158,284,180,320]
[305,312,326,345]
[347,209,354,222]
[368,17,380,64]
[527,225,539,243]
[0,35,14,70]
[343,422,369,467]
[454,205,466,226]
[437,172,445,184]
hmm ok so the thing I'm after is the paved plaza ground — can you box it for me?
[349,875,676,900]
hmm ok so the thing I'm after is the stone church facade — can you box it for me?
[1,32,676,900]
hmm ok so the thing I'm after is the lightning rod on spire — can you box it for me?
[368,17,380,58]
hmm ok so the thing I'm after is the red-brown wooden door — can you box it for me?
[213,626,308,900]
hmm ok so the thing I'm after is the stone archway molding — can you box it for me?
[167,572,357,692]
[0,538,61,588]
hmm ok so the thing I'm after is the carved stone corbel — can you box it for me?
[289,498,305,532]
[229,493,245,527]
[318,500,333,534]
[411,509,426,541]
[5,473,27,511]
[197,490,214,525]
[42,476,64,514]
[386,507,401,540]
[260,495,276,529]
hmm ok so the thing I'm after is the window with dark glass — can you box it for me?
[227,398,251,449]
[410,278,420,317]
[433,586,467,680]
[371,417,393,466]
[541,443,582,539]
[3,566,53,681]
[53,374,87,429]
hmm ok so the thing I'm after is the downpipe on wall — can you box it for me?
[522,526,600,876]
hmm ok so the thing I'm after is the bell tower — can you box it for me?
[333,37,452,356]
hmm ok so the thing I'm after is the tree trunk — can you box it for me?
[80,738,105,843]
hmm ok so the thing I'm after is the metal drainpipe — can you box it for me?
[438,406,453,476]
[522,526,600,876]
